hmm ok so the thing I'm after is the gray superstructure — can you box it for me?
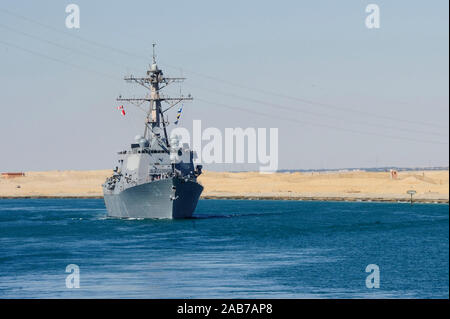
[103,45,203,219]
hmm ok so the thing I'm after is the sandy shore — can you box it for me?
[0,170,448,203]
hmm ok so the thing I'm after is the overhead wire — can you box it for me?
[1,7,445,130]
[0,7,447,145]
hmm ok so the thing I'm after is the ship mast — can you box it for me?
[117,43,193,147]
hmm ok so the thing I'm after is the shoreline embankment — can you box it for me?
[0,169,448,204]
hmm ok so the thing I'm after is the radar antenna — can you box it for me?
[152,42,156,64]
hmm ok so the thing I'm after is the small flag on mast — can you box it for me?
[117,105,126,116]
[174,106,182,125]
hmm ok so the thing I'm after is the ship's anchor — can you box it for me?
[170,186,178,200]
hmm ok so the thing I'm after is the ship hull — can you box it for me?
[103,177,203,219]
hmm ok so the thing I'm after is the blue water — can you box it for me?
[0,199,448,298]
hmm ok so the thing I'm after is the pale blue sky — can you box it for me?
[0,0,448,171]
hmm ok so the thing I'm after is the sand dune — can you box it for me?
[0,169,448,203]
[199,170,448,202]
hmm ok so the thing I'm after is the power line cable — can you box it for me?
[186,83,446,138]
[196,97,448,146]
[0,7,446,130]
[0,23,141,73]
[0,39,117,80]
[1,39,447,146]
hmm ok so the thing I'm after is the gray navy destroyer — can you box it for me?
[103,45,203,219]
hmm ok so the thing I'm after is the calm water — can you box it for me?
[0,199,448,298]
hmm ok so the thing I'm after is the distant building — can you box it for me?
[1,172,25,179]
[390,169,398,180]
